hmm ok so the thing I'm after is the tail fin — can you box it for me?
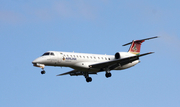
[128,40,144,55]
[123,36,158,55]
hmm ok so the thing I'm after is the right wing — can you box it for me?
[89,52,154,70]
[56,52,154,76]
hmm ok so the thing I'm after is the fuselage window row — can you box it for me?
[63,54,110,60]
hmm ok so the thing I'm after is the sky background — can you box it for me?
[1,0,180,107]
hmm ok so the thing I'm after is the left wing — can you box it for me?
[56,69,78,76]
[89,52,154,70]
[56,69,97,76]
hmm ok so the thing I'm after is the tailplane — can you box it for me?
[123,36,158,55]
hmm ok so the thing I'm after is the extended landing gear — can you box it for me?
[105,69,112,78]
[105,72,112,78]
[86,77,92,82]
[40,67,46,75]
[41,70,46,74]
[83,73,92,83]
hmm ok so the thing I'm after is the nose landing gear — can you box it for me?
[33,63,46,75]
[41,70,46,74]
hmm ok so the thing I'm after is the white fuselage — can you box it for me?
[32,51,140,72]
[32,36,157,82]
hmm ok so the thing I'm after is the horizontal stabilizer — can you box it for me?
[138,52,154,57]
[123,36,159,46]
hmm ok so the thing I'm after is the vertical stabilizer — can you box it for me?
[128,40,145,55]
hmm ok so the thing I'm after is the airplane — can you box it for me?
[32,36,158,82]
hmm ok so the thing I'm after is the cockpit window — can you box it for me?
[50,53,55,56]
[42,52,50,56]
[42,52,55,56]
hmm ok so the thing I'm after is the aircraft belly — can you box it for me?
[57,60,100,72]
[114,60,140,70]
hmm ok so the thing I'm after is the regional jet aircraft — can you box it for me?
[32,36,158,82]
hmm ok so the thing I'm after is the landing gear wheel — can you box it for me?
[105,73,112,78]
[41,70,45,74]
[86,77,92,82]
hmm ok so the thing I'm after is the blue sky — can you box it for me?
[1,0,180,107]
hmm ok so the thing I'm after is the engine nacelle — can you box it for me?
[115,52,121,59]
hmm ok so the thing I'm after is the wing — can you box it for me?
[89,52,154,70]
[56,69,77,76]
[56,69,97,76]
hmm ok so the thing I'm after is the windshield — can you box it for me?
[42,52,50,56]
[42,52,55,56]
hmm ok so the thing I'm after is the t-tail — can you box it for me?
[123,36,158,55]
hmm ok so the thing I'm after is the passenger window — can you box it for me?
[108,58,110,60]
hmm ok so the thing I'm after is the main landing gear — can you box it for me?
[83,73,92,83]
[105,70,112,78]
[105,72,112,78]
[83,71,112,83]
[86,77,92,82]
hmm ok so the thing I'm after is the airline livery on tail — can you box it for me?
[32,36,158,82]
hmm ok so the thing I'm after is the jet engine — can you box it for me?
[115,52,121,59]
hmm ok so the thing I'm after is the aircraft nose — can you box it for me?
[32,59,38,64]
[32,57,45,68]
[32,59,37,64]
[32,57,42,64]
